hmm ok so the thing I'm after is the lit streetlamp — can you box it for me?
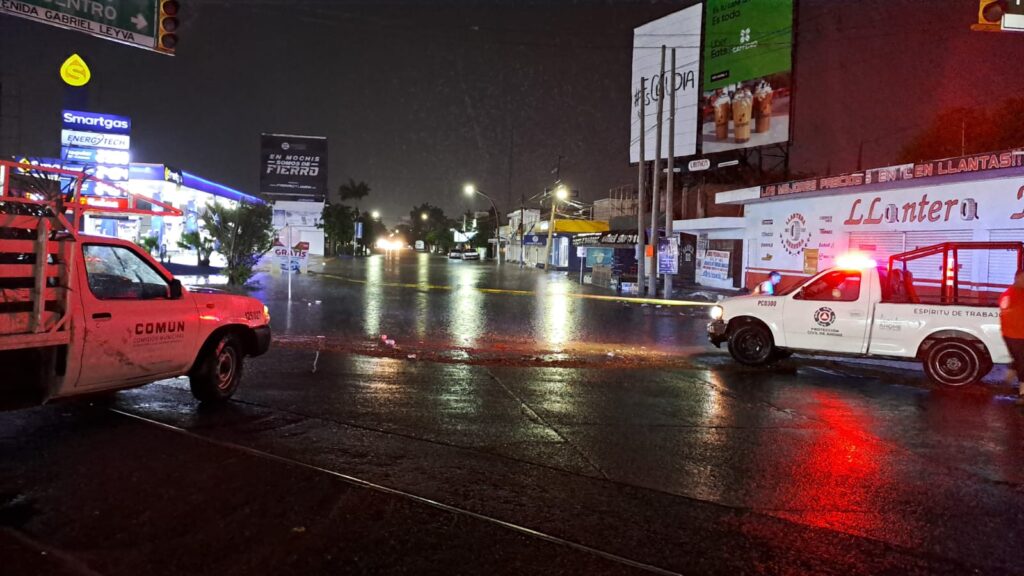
[463,183,501,265]
[371,210,381,220]
[420,212,429,221]
[543,185,569,271]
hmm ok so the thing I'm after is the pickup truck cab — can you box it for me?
[1,161,270,407]
[708,244,1022,387]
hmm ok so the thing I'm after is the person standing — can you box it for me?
[999,270,1024,399]
[755,271,783,295]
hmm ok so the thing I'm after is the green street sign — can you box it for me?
[0,0,160,52]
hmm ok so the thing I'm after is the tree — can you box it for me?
[137,235,159,257]
[358,211,387,253]
[338,178,371,205]
[899,98,1024,163]
[177,231,214,267]
[409,203,453,250]
[201,201,274,286]
[319,201,357,255]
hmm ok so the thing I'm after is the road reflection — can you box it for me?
[781,390,886,535]
[449,265,484,347]
[363,256,383,337]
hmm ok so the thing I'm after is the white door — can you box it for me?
[782,269,872,354]
[76,243,199,390]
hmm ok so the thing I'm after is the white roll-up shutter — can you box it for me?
[904,230,974,285]
[987,229,1024,287]
[847,232,905,263]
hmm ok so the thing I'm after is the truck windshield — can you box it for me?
[84,245,170,300]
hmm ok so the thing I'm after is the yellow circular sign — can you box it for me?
[60,54,91,87]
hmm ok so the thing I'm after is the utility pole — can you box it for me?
[664,48,676,299]
[543,195,555,271]
[636,79,646,293]
[648,46,666,297]
[519,193,526,267]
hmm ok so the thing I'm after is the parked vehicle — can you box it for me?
[0,160,271,408]
[460,248,481,260]
[708,243,1023,387]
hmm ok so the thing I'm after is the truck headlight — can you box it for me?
[710,305,724,320]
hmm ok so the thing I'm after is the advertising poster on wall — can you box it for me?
[700,0,793,154]
[700,250,731,284]
[629,4,703,162]
[260,134,328,202]
[657,237,679,274]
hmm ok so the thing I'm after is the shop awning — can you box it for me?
[536,219,610,234]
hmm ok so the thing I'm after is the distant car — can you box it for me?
[460,249,480,261]
[448,249,463,259]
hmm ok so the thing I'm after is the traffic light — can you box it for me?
[156,0,180,54]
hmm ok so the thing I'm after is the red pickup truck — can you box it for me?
[0,160,270,408]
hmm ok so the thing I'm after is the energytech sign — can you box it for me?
[62,110,131,134]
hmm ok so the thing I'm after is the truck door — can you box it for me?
[76,243,198,390]
[782,269,871,354]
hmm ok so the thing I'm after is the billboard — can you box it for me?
[629,4,703,163]
[260,134,328,202]
[700,0,794,154]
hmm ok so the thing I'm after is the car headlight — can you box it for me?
[709,305,724,320]
[263,305,271,323]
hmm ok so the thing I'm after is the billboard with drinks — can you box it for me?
[700,0,794,154]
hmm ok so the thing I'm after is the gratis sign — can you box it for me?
[0,0,158,51]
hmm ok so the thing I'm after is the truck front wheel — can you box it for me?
[923,339,989,387]
[728,323,775,366]
[190,334,244,402]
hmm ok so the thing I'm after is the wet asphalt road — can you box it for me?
[3,254,1024,575]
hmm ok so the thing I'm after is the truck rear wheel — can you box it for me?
[190,334,244,402]
[923,339,989,387]
[728,323,775,366]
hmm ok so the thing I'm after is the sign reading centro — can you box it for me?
[0,0,158,51]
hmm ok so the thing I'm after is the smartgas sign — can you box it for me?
[62,110,131,134]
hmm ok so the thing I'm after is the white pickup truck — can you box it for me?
[708,243,1023,387]
[0,161,270,408]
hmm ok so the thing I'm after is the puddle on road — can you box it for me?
[271,333,700,370]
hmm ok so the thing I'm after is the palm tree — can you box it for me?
[338,179,371,207]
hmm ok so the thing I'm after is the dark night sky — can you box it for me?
[2,1,1024,224]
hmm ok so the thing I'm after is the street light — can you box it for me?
[462,183,501,265]
[371,210,380,219]
[543,185,568,271]
[421,212,429,221]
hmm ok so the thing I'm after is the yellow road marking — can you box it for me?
[318,273,712,307]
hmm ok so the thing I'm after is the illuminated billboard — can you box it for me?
[629,4,703,163]
[700,0,794,154]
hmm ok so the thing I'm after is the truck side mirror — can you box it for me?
[169,279,183,299]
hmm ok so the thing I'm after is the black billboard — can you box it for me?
[260,133,328,201]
